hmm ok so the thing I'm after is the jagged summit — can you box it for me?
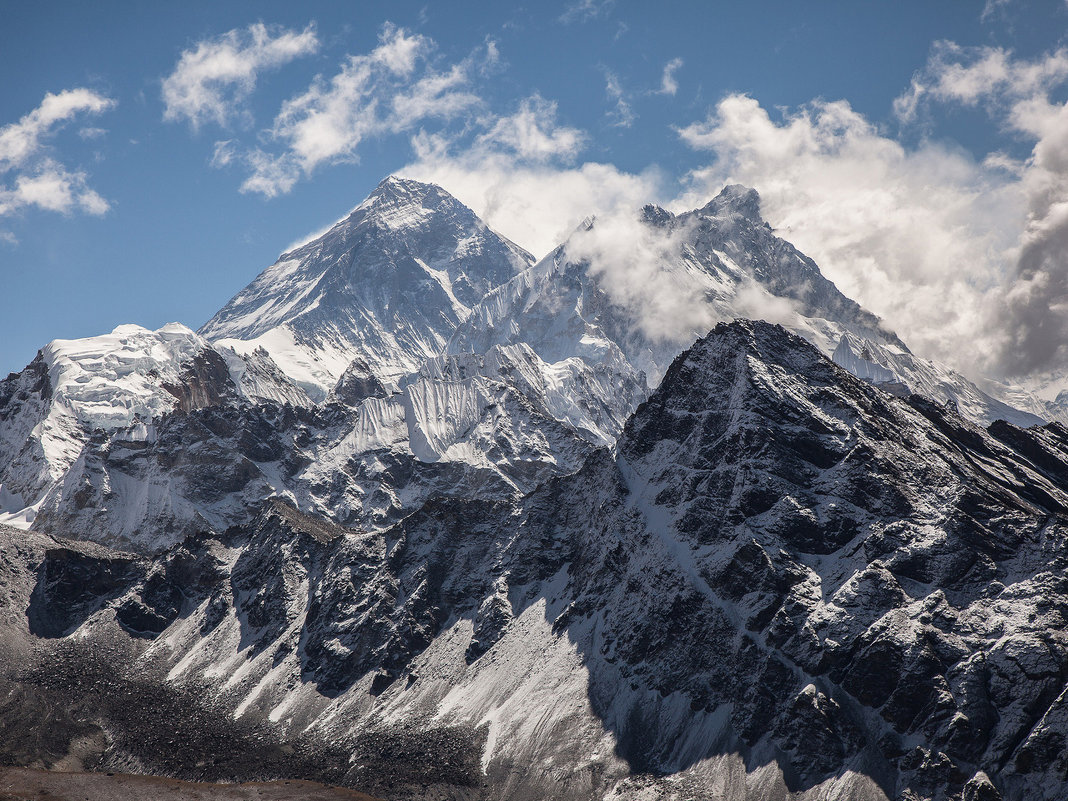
[700,183,763,220]
[280,175,492,260]
[361,174,459,216]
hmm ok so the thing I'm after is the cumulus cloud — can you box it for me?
[896,43,1068,375]
[0,88,115,218]
[658,58,684,96]
[677,93,1024,378]
[161,22,318,130]
[233,25,492,197]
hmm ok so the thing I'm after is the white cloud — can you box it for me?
[678,93,1024,378]
[0,160,109,216]
[894,41,1068,122]
[78,127,107,140]
[235,25,492,197]
[0,89,114,219]
[658,58,684,96]
[0,88,114,170]
[603,70,634,128]
[403,105,662,258]
[895,42,1068,375]
[475,95,586,162]
[389,62,482,129]
[161,22,319,130]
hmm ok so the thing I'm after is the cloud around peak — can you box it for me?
[677,92,1023,378]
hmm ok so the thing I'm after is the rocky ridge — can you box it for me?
[3,322,1068,799]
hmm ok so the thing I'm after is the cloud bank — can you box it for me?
[896,43,1068,376]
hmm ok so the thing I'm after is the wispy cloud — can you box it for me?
[558,0,615,24]
[980,0,1013,23]
[658,58,684,96]
[210,139,237,167]
[0,88,115,218]
[894,41,1068,123]
[0,89,114,170]
[161,22,319,130]
[603,70,634,127]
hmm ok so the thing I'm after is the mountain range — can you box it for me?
[1,176,1066,800]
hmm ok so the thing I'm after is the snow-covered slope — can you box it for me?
[0,323,228,527]
[0,324,309,541]
[833,332,1045,428]
[0,335,597,552]
[201,176,534,400]
[7,321,1068,800]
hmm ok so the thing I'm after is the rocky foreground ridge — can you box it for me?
[2,321,1068,800]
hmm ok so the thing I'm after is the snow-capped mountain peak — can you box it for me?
[698,182,763,221]
[200,176,534,399]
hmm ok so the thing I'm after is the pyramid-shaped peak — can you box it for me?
[700,184,763,221]
[365,174,458,210]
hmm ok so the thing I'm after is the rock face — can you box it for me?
[0,332,597,553]
[5,322,1068,800]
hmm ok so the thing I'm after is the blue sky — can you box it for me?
[3,1,1068,379]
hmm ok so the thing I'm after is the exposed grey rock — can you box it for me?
[3,322,1068,799]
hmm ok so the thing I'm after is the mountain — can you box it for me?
[5,321,1068,800]
[455,184,1045,430]
[0,323,306,530]
[200,176,535,400]
[0,177,1050,555]
[453,185,902,381]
